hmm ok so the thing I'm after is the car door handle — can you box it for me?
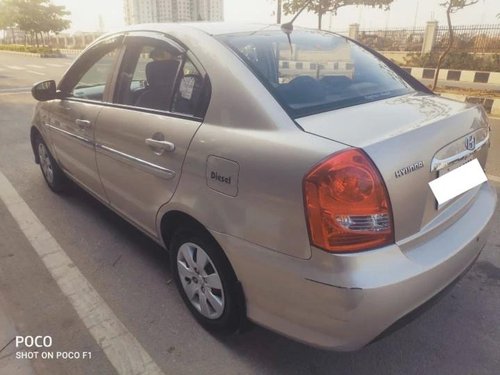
[75,119,91,128]
[145,138,175,152]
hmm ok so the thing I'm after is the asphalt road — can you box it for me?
[0,52,73,91]
[0,51,499,375]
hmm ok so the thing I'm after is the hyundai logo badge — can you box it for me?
[465,135,476,151]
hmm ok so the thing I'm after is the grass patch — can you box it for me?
[0,44,62,55]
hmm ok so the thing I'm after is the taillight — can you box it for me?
[303,148,394,253]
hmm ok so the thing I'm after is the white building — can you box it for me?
[124,0,223,25]
[195,0,223,22]
[124,0,157,25]
[157,0,174,22]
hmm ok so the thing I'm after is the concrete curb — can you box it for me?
[0,49,80,58]
[0,50,39,57]
[59,49,82,56]
[439,92,500,116]
[0,50,66,58]
[405,67,500,85]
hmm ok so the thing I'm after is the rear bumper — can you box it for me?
[370,249,479,345]
[211,182,497,351]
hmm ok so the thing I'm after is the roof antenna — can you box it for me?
[280,0,312,55]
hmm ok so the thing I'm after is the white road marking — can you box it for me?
[26,70,45,76]
[0,91,30,96]
[488,174,500,183]
[5,65,23,70]
[0,171,165,375]
[45,63,65,67]
[0,87,31,95]
[26,64,44,69]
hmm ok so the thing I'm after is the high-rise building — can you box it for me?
[124,0,223,25]
[195,0,223,22]
[157,0,174,22]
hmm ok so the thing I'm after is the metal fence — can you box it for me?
[357,28,425,52]
[434,24,500,53]
[356,24,500,53]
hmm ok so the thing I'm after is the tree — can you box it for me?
[43,2,70,35]
[431,0,479,91]
[282,0,393,30]
[0,0,19,43]
[0,0,70,46]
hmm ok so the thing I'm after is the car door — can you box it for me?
[45,35,123,199]
[94,33,209,236]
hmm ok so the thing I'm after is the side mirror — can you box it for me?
[32,80,58,101]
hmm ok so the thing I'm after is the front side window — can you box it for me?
[61,37,122,102]
[218,29,413,117]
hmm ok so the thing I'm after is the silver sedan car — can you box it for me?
[30,23,496,351]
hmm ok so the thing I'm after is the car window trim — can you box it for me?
[113,32,211,119]
[173,50,211,118]
[106,42,129,103]
[57,97,203,122]
[57,30,210,121]
[104,101,204,122]
[115,33,186,108]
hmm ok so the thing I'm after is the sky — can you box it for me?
[52,0,500,33]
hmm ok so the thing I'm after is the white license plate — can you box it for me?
[429,159,487,206]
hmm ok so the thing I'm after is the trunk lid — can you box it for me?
[296,92,490,242]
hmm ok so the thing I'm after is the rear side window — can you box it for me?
[114,37,207,117]
[171,58,204,116]
[115,40,182,111]
[218,30,413,118]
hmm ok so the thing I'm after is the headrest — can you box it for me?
[145,60,179,88]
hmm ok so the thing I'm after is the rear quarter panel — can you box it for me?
[156,28,346,259]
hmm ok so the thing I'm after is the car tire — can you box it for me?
[35,135,67,193]
[170,227,243,334]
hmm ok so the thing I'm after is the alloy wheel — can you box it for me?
[38,143,54,184]
[176,242,225,319]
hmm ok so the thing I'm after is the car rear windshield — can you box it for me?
[218,29,413,118]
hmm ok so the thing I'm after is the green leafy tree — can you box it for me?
[0,0,70,46]
[42,2,70,34]
[432,0,479,91]
[0,0,19,43]
[282,0,394,30]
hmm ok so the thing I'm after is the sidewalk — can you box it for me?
[0,49,81,57]
[0,296,35,375]
[402,65,500,115]
[437,91,500,116]
[420,78,500,93]
[405,66,500,86]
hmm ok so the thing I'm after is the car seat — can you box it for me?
[134,60,180,110]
